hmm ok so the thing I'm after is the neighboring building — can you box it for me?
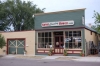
[34,8,98,56]
[0,31,35,55]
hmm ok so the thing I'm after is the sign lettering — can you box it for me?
[41,20,74,27]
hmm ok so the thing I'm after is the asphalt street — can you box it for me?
[0,58,100,66]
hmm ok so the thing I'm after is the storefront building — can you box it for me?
[34,8,98,56]
[0,8,98,56]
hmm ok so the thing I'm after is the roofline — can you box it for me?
[85,28,97,33]
[34,8,86,16]
[0,30,35,33]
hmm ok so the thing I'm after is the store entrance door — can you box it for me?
[54,31,64,54]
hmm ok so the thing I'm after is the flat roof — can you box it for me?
[34,8,86,16]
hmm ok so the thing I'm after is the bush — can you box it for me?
[63,49,67,56]
[0,34,6,49]
[48,48,53,56]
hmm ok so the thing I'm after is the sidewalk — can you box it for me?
[1,55,100,62]
[72,57,100,62]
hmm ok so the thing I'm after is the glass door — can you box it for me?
[55,36,60,48]
[55,36,64,48]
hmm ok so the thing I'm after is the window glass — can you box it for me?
[38,42,45,48]
[65,31,68,36]
[38,38,42,42]
[42,33,44,37]
[73,31,77,36]
[77,31,81,36]
[38,33,42,37]
[45,38,48,42]
[49,32,51,37]
[49,38,51,42]
[38,32,52,48]
[69,31,72,36]
[42,38,44,42]
[45,32,48,37]
[65,31,82,49]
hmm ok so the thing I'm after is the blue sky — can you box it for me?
[24,0,100,26]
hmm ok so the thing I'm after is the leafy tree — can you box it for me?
[0,0,9,31]
[0,34,6,49]
[91,25,97,30]
[93,11,100,33]
[0,0,45,31]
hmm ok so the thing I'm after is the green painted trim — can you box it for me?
[82,29,85,54]
[35,29,85,56]
[35,8,86,16]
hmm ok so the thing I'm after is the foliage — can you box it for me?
[0,0,45,31]
[80,50,84,56]
[63,49,67,56]
[0,34,6,49]
[80,51,83,56]
[91,25,97,30]
[48,48,53,56]
[0,0,9,31]
[92,11,100,33]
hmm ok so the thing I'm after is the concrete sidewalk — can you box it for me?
[72,57,100,62]
[36,55,100,62]
[1,55,100,62]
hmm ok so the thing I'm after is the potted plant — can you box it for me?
[80,51,84,57]
[48,48,53,56]
[63,49,67,56]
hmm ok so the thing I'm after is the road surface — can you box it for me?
[0,57,100,66]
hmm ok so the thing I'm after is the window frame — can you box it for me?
[37,32,53,49]
[65,30,82,49]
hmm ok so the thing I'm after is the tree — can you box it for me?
[93,11,100,33]
[0,34,6,49]
[0,0,9,31]
[0,0,45,31]
[91,25,97,30]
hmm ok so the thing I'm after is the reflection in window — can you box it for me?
[65,31,82,49]
[38,32,52,48]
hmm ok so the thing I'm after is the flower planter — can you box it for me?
[63,54,67,56]
[48,52,52,56]
[63,50,67,56]
[82,54,84,57]
[48,49,53,56]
